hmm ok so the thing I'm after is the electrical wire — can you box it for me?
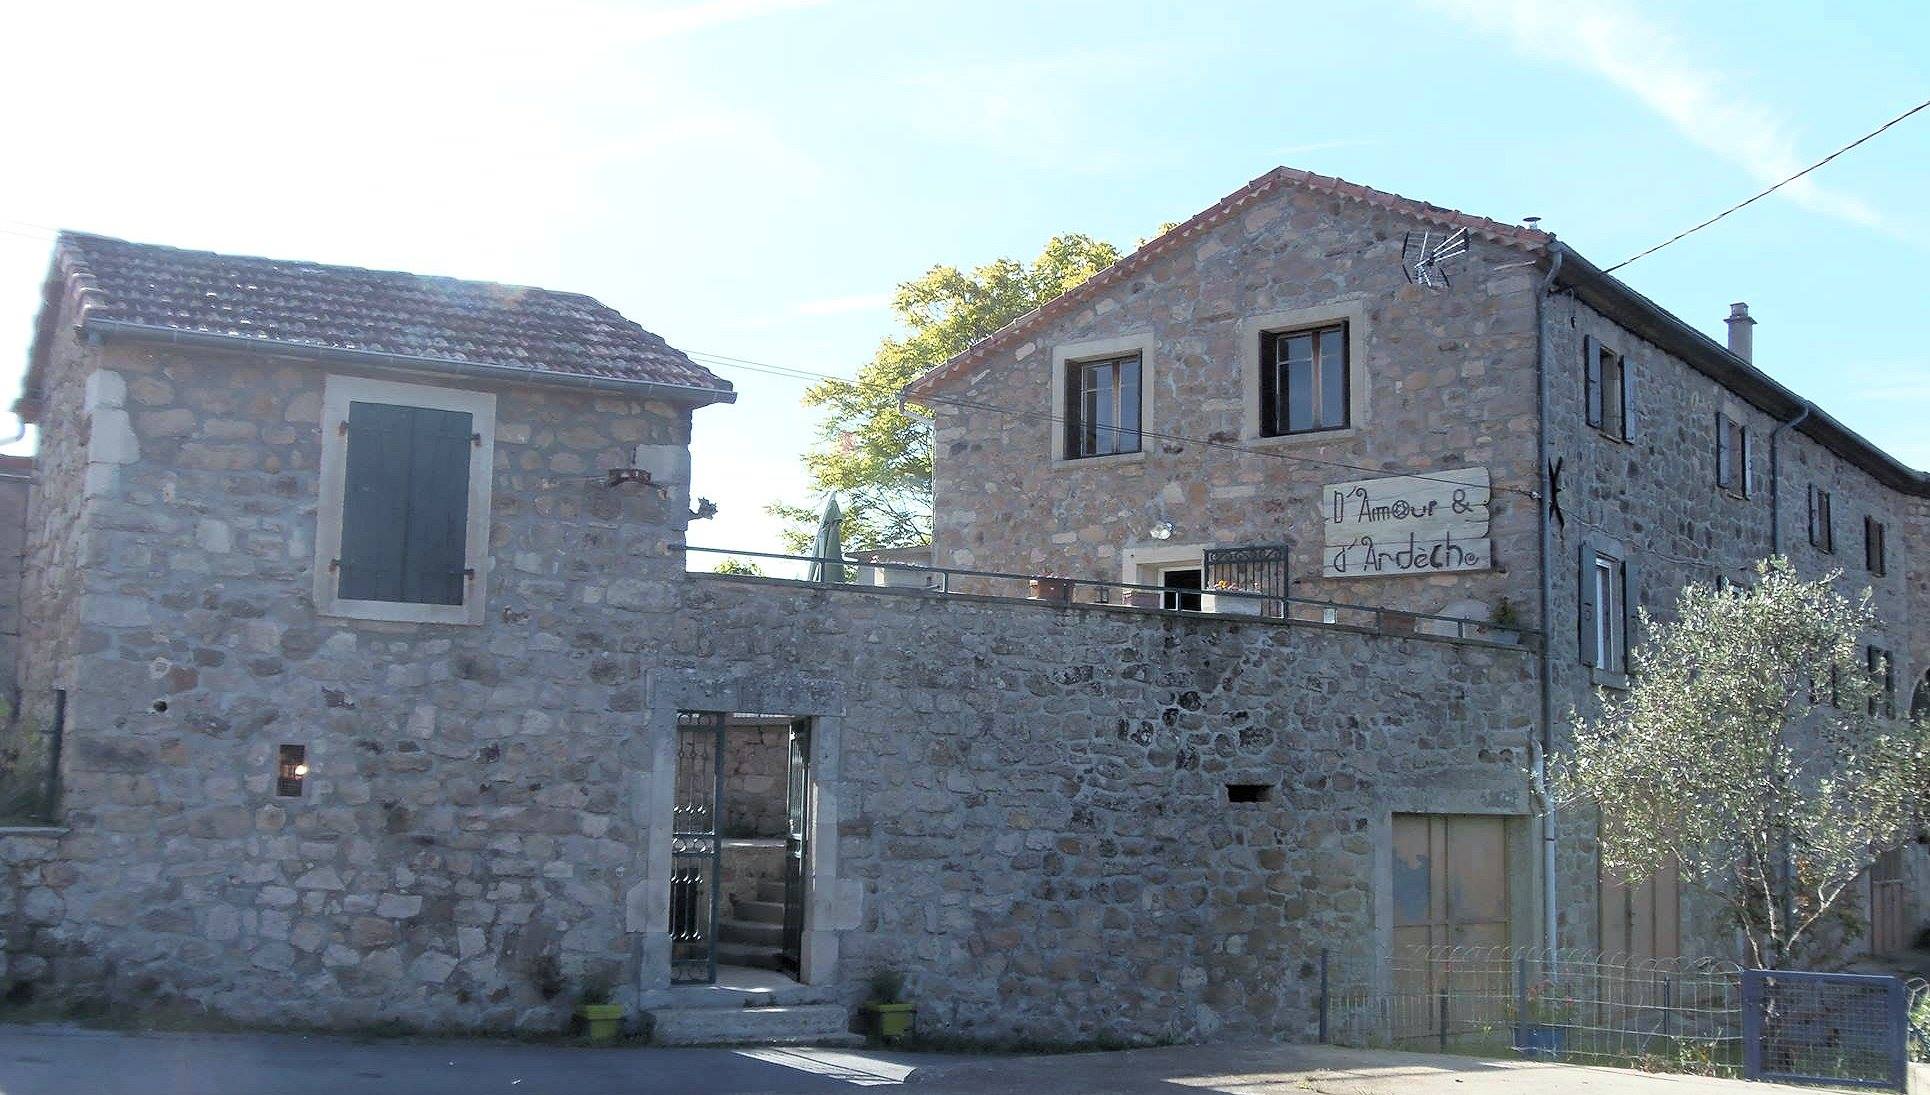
[683,348,1539,500]
[1605,96,1930,273]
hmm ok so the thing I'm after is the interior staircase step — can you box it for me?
[646,1003,860,1047]
[732,898,785,924]
[718,917,785,948]
[715,941,787,970]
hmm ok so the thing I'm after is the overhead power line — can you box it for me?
[685,349,1534,500]
[1605,95,1930,273]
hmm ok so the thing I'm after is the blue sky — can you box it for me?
[1,0,1924,564]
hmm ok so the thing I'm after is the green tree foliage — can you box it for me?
[711,558,764,576]
[1551,558,1930,967]
[771,234,1123,552]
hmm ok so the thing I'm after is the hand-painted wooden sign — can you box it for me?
[1321,467,1493,578]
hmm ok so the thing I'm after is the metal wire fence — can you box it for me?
[1322,946,1920,1090]
[1908,977,1929,1064]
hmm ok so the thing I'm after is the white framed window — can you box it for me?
[1579,537,1635,687]
[1050,333,1155,465]
[1584,335,1634,442]
[313,375,496,625]
[1716,412,1751,497]
[1239,301,1370,446]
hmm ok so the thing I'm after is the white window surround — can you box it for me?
[1119,542,1211,587]
[1239,299,1371,446]
[313,374,497,626]
[1050,332,1156,466]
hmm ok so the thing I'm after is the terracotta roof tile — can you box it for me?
[39,233,731,399]
[903,166,1549,399]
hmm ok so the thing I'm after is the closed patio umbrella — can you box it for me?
[807,495,847,583]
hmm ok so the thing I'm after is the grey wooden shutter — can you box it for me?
[1806,485,1818,546]
[400,406,475,606]
[1618,354,1636,440]
[1578,540,1600,667]
[1620,554,1641,670]
[1715,412,1731,489]
[1583,336,1602,428]
[1740,426,1754,497]
[338,401,414,601]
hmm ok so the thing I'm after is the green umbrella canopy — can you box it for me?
[808,496,847,583]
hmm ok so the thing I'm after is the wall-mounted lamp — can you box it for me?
[1149,521,1175,541]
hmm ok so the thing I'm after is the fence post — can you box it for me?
[1661,977,1673,1042]
[1439,988,1450,1054]
[1885,976,1906,1093]
[1740,969,1763,1082]
[1318,948,1329,1044]
[1514,954,1528,1053]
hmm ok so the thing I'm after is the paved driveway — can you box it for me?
[0,1025,943,1095]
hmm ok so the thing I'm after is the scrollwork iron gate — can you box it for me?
[1203,543,1291,616]
[671,711,726,985]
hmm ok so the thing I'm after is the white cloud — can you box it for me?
[1423,0,1881,227]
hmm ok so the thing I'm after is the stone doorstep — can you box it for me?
[645,1003,861,1047]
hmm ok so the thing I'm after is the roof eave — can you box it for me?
[1552,243,1926,496]
[77,318,738,408]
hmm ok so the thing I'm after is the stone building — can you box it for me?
[904,167,1930,963]
[0,164,1921,1046]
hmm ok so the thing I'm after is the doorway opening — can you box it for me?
[1160,566,1203,611]
[671,712,813,986]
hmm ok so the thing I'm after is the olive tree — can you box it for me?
[1551,557,1929,968]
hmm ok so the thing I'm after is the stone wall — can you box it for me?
[1540,293,1928,959]
[9,331,696,1031]
[666,575,1541,1042]
[924,183,1544,630]
[0,312,1542,1045]
[0,456,29,697]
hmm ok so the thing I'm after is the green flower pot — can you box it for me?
[863,1002,916,1042]
[577,1002,624,1042]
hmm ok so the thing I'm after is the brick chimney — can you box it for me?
[1726,302,1756,362]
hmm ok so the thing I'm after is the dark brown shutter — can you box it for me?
[401,406,475,606]
[1620,554,1641,670]
[1258,331,1279,436]
[1715,412,1730,489]
[338,401,414,601]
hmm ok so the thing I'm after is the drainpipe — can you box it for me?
[1534,243,1564,957]
[1767,401,1810,556]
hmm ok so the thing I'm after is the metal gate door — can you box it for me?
[1869,848,1905,957]
[1742,969,1909,1091]
[671,711,726,985]
[780,718,812,977]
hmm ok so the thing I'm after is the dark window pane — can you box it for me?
[1118,358,1141,452]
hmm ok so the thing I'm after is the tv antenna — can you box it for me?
[1401,227,1469,288]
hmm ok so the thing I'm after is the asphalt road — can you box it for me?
[0,1025,943,1095]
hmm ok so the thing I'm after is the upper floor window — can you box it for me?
[1864,517,1886,575]
[1260,323,1349,436]
[1715,412,1751,496]
[1063,353,1142,459]
[315,376,496,625]
[1867,646,1895,719]
[1584,336,1633,441]
[1579,539,1635,685]
[1806,486,1834,553]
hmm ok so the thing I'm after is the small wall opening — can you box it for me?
[1226,782,1273,803]
[277,744,307,797]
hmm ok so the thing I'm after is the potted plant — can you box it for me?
[861,969,916,1043]
[1507,979,1575,1057]
[576,977,624,1042]
[1028,576,1075,603]
[1481,597,1522,645]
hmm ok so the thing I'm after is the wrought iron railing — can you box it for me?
[681,544,1537,648]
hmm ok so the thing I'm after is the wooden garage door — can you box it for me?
[1394,814,1510,952]
[1392,815,1510,1042]
[1600,856,1681,959]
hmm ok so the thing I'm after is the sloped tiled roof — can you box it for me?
[20,233,732,411]
[903,166,1550,399]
